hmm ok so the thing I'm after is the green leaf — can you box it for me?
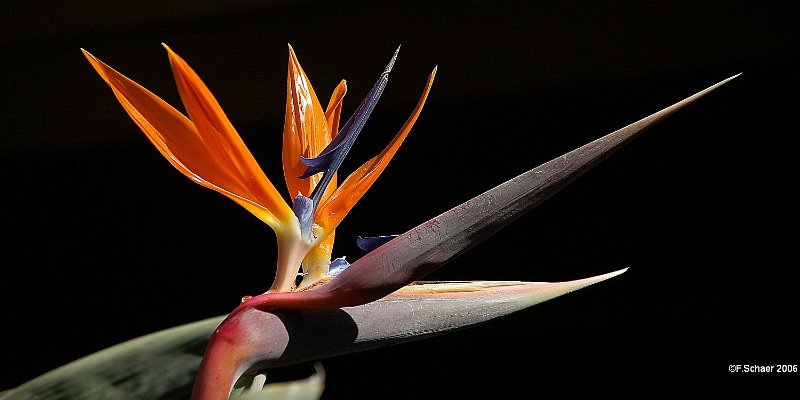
[3,317,222,400]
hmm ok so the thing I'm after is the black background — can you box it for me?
[2,0,798,396]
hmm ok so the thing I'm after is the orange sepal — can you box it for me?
[325,79,347,137]
[83,49,290,228]
[282,44,334,200]
[163,44,294,224]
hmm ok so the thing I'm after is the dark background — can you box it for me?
[2,0,798,396]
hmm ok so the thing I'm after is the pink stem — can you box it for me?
[190,311,250,400]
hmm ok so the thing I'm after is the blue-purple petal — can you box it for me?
[303,46,401,209]
[291,193,315,239]
[356,235,399,252]
[327,257,351,276]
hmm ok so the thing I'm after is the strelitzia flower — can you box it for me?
[82,44,435,294]
[76,43,740,400]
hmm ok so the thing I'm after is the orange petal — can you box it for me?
[316,67,437,232]
[282,44,333,200]
[163,44,294,224]
[325,80,347,138]
[303,78,343,280]
[83,49,290,228]
[316,80,348,207]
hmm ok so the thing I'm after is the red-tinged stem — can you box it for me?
[190,310,252,400]
[189,292,332,400]
[189,286,369,399]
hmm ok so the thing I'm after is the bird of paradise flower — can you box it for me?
[82,44,431,295]
[41,44,739,400]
